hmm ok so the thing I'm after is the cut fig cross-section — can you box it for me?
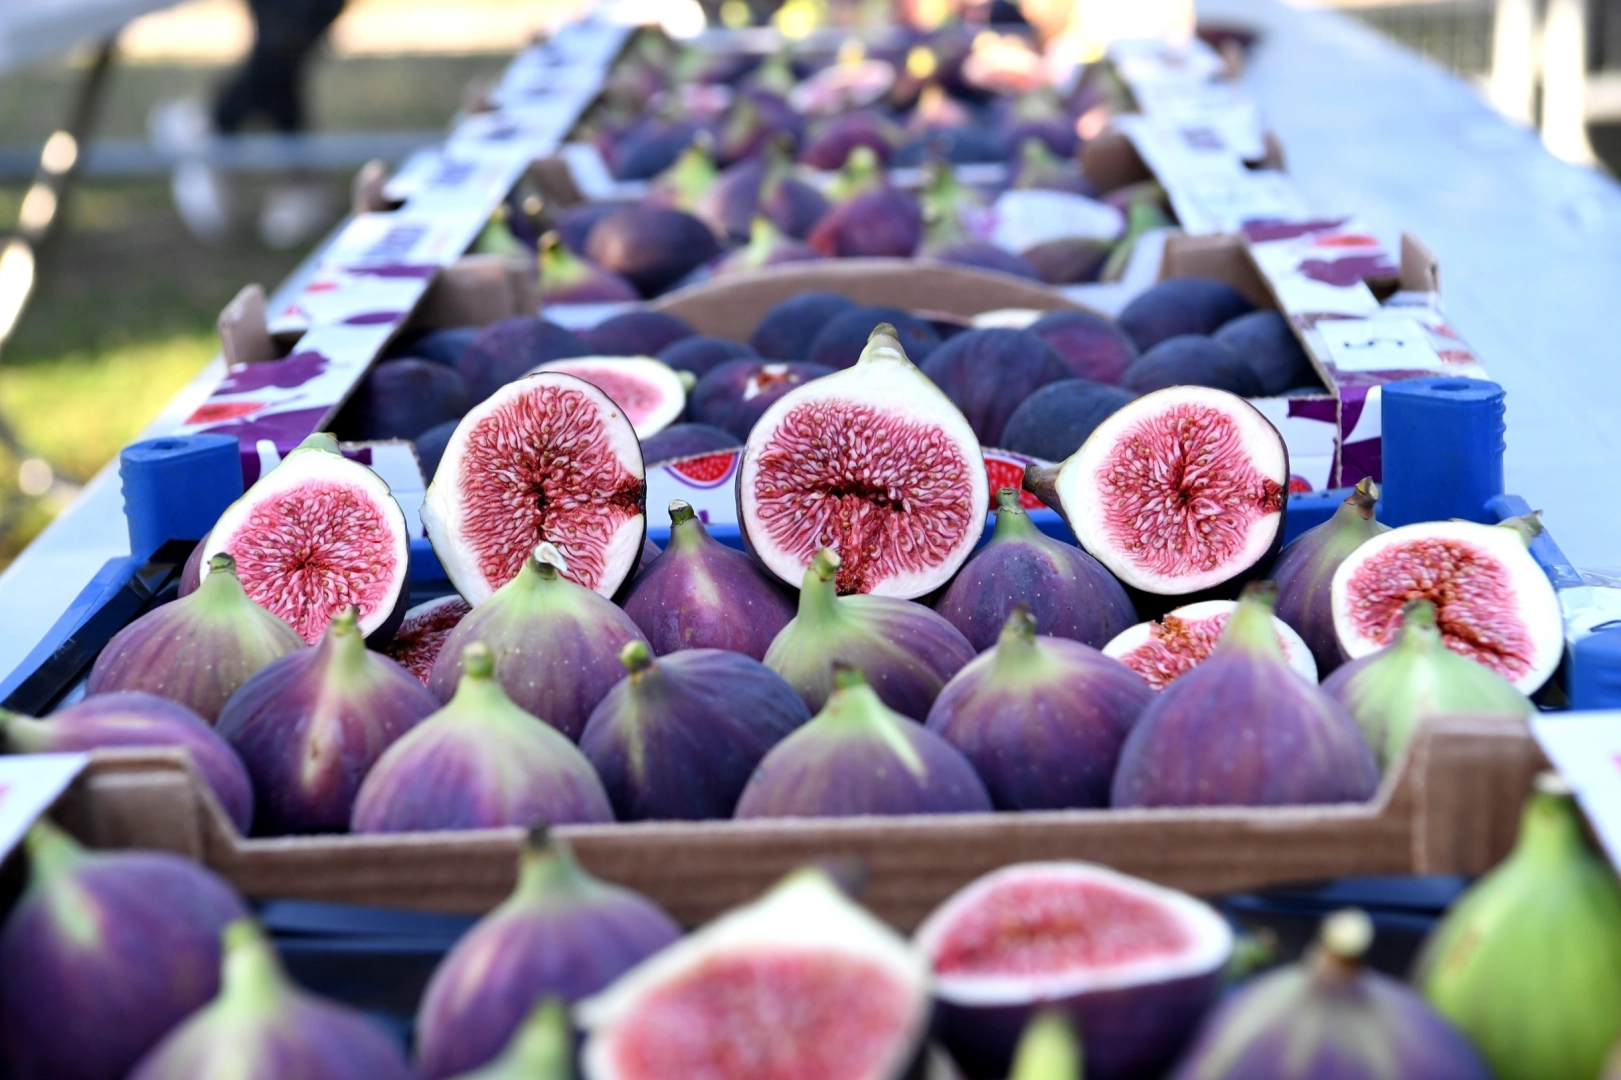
[1024,386,1288,596]
[738,324,989,598]
[1103,599,1318,689]
[531,355,687,440]
[423,371,647,604]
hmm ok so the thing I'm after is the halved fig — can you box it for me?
[201,434,410,644]
[381,595,471,684]
[738,324,989,597]
[1024,386,1287,596]
[530,356,686,439]
[422,371,646,604]
[1103,599,1318,689]
[1330,516,1563,694]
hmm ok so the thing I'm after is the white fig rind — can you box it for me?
[1103,600,1319,686]
[530,355,686,440]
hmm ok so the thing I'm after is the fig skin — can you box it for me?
[1117,277,1256,353]
[1121,335,1264,397]
[414,828,680,1079]
[536,233,640,305]
[657,335,755,378]
[807,184,924,259]
[126,920,415,1080]
[585,206,722,297]
[689,357,836,439]
[414,419,458,482]
[735,667,993,819]
[1,693,254,834]
[766,549,978,720]
[1028,310,1139,384]
[925,242,1045,281]
[580,309,696,357]
[920,328,1074,446]
[798,109,899,169]
[1213,309,1319,395]
[1111,583,1380,808]
[580,642,811,820]
[639,423,741,465]
[216,607,438,834]
[711,216,823,277]
[927,608,1151,811]
[353,642,614,832]
[749,291,857,360]
[347,357,470,440]
[0,821,250,1080]
[1271,478,1390,676]
[621,501,795,659]
[1000,379,1136,463]
[86,554,305,724]
[806,304,942,369]
[458,316,592,404]
[429,545,649,741]
[442,1000,573,1080]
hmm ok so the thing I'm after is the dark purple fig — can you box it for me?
[712,217,823,277]
[585,207,722,297]
[553,201,633,256]
[798,109,900,170]
[127,919,414,1080]
[1028,309,1139,384]
[388,325,480,367]
[808,184,923,259]
[937,488,1136,651]
[353,641,614,831]
[414,827,680,1079]
[216,607,437,833]
[1118,277,1256,353]
[448,1000,571,1080]
[914,167,1041,280]
[760,169,832,239]
[414,419,458,481]
[612,120,703,181]
[536,233,639,305]
[926,242,1044,281]
[735,666,992,818]
[1111,583,1379,808]
[1009,137,1092,193]
[429,544,648,741]
[1213,309,1319,395]
[458,316,592,404]
[657,334,755,378]
[920,328,1072,446]
[895,125,1007,166]
[1272,478,1389,676]
[581,642,810,820]
[640,423,742,464]
[622,500,794,658]
[1121,335,1264,397]
[1025,236,1114,286]
[0,821,249,1080]
[696,152,768,242]
[717,93,804,165]
[580,309,696,357]
[86,553,304,724]
[1000,379,1137,461]
[2,693,253,833]
[646,140,717,213]
[925,608,1151,810]
[764,548,977,720]
[382,594,471,684]
[347,358,469,440]
[805,304,941,369]
[749,291,856,360]
[689,357,835,439]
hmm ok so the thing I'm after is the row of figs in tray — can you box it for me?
[8,772,1621,1080]
[4,321,1557,835]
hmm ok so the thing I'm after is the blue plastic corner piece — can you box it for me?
[120,435,243,562]
[1571,628,1621,709]
[1380,377,1506,528]
[0,556,138,703]
[1486,494,1583,591]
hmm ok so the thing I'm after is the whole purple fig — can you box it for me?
[0,821,249,1080]
[352,642,614,832]
[86,553,305,723]
[735,666,993,818]
[936,487,1137,652]
[2,692,254,833]
[1272,478,1389,676]
[216,606,438,833]
[1111,582,1379,808]
[430,543,648,741]
[536,232,639,305]
[127,920,414,1080]
[764,548,977,720]
[415,827,681,1079]
[621,500,795,659]
[711,216,822,277]
[926,608,1152,810]
[580,642,810,820]
[444,1000,572,1080]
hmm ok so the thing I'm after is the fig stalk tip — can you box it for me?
[1317,908,1374,965]
[667,500,697,526]
[619,640,654,675]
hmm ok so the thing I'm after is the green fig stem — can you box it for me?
[1009,1009,1084,1080]
[1348,477,1380,520]
[539,232,578,280]
[1396,600,1441,651]
[296,432,340,454]
[499,1000,574,1078]
[832,664,866,692]
[532,542,567,580]
[620,640,654,677]
[1498,512,1545,548]
[323,606,370,673]
[514,826,591,901]
[1219,582,1286,660]
[799,549,842,621]
[993,607,1045,678]
[24,819,86,882]
[460,642,498,683]
[218,920,289,1017]
[0,709,41,750]
[821,668,927,778]
[991,488,1037,541]
[668,500,697,527]
[194,553,256,616]
[1022,463,1062,513]
[1316,908,1374,973]
[1516,772,1589,865]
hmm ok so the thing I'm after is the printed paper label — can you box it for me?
[1531,713,1621,870]
[0,754,87,862]
[1316,317,1447,374]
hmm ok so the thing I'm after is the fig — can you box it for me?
[1213,309,1319,394]
[1111,583,1379,808]
[1103,599,1319,689]
[423,371,646,604]
[808,183,924,259]
[936,488,1136,651]
[530,356,686,439]
[1008,1012,1084,1080]
[1118,278,1255,353]
[346,357,470,440]
[740,326,989,597]
[749,290,856,360]
[127,920,414,1080]
[217,606,437,833]
[611,121,702,181]
[760,166,832,239]
[1171,909,1490,1080]
[203,433,411,642]
[1000,380,1136,462]
[580,867,931,1080]
[536,233,639,305]
[689,357,835,440]
[1025,237,1114,287]
[0,822,250,1080]
[711,216,822,276]
[415,418,458,480]
[444,1000,572,1080]
[926,241,1045,281]
[694,152,768,242]
[1325,600,1533,768]
[1024,386,1288,596]
[657,334,753,377]
[716,94,804,166]
[353,642,614,831]
[1009,138,1092,194]
[580,310,696,357]
[1121,335,1264,397]
[553,202,632,256]
[458,316,592,404]
[798,109,900,169]
[646,140,717,213]
[920,328,1073,446]
[639,423,741,464]
[582,642,810,819]
[807,303,942,369]
[415,827,680,1079]
[1417,774,1621,1080]
[86,553,304,723]
[621,500,794,658]
[382,594,471,683]
[1028,310,1139,384]
[585,207,721,297]
[3,692,253,833]
[391,325,480,367]
[926,608,1151,810]
[430,543,647,739]
[915,861,1233,1080]
[1271,478,1389,675]
[1330,515,1564,694]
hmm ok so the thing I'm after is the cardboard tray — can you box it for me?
[50,715,1543,931]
